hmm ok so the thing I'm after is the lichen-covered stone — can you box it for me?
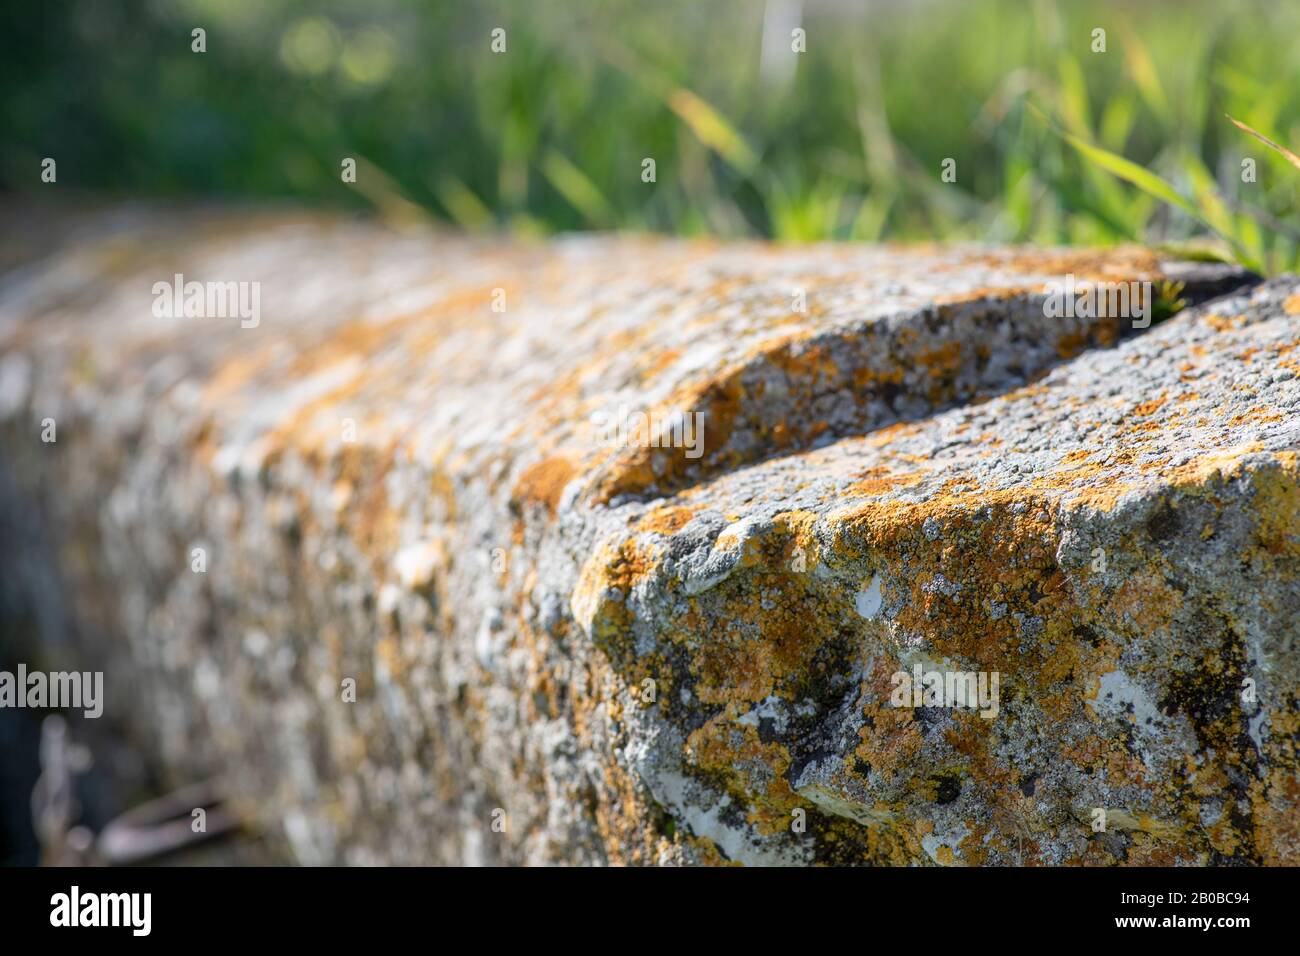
[1,202,1294,865]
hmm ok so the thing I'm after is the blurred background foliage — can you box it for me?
[2,0,1298,270]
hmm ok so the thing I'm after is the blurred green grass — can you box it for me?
[3,0,1298,270]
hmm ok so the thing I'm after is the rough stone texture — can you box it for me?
[1,202,1296,866]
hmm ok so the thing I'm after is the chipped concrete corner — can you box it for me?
[1,204,1296,865]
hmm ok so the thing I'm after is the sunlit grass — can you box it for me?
[4,0,1299,271]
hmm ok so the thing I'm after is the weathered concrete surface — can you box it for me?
[1,202,1296,865]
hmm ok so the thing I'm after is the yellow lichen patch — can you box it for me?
[334,443,401,557]
[1203,312,1246,332]
[771,509,822,568]
[849,465,929,498]
[201,347,283,407]
[1162,442,1270,490]
[853,675,926,781]
[852,363,905,391]
[932,284,1035,306]
[685,598,814,706]
[635,504,697,536]
[681,833,743,866]
[1229,406,1284,427]
[571,534,660,650]
[1121,838,1198,866]
[1107,570,1183,634]
[865,420,924,450]
[765,337,842,385]
[634,346,683,384]
[1056,330,1090,360]
[1250,703,1300,864]
[513,628,688,866]
[1249,458,1300,560]
[1208,808,1243,857]
[917,340,963,379]
[961,246,1163,282]
[590,374,744,504]
[283,311,415,380]
[257,367,373,460]
[373,634,405,681]
[1061,737,1148,789]
[686,715,798,836]
[1060,449,1094,468]
[512,455,577,516]
[1132,394,1167,417]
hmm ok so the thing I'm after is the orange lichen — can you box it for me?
[1204,313,1246,332]
[961,246,1163,282]
[1132,394,1166,417]
[636,505,697,536]
[512,456,577,515]
[1249,457,1300,560]
[849,466,928,498]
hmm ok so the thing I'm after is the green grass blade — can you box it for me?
[666,87,760,177]
[540,149,613,226]
[1035,106,1264,273]
[1059,130,1201,220]
[1227,114,1300,172]
[433,175,494,233]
